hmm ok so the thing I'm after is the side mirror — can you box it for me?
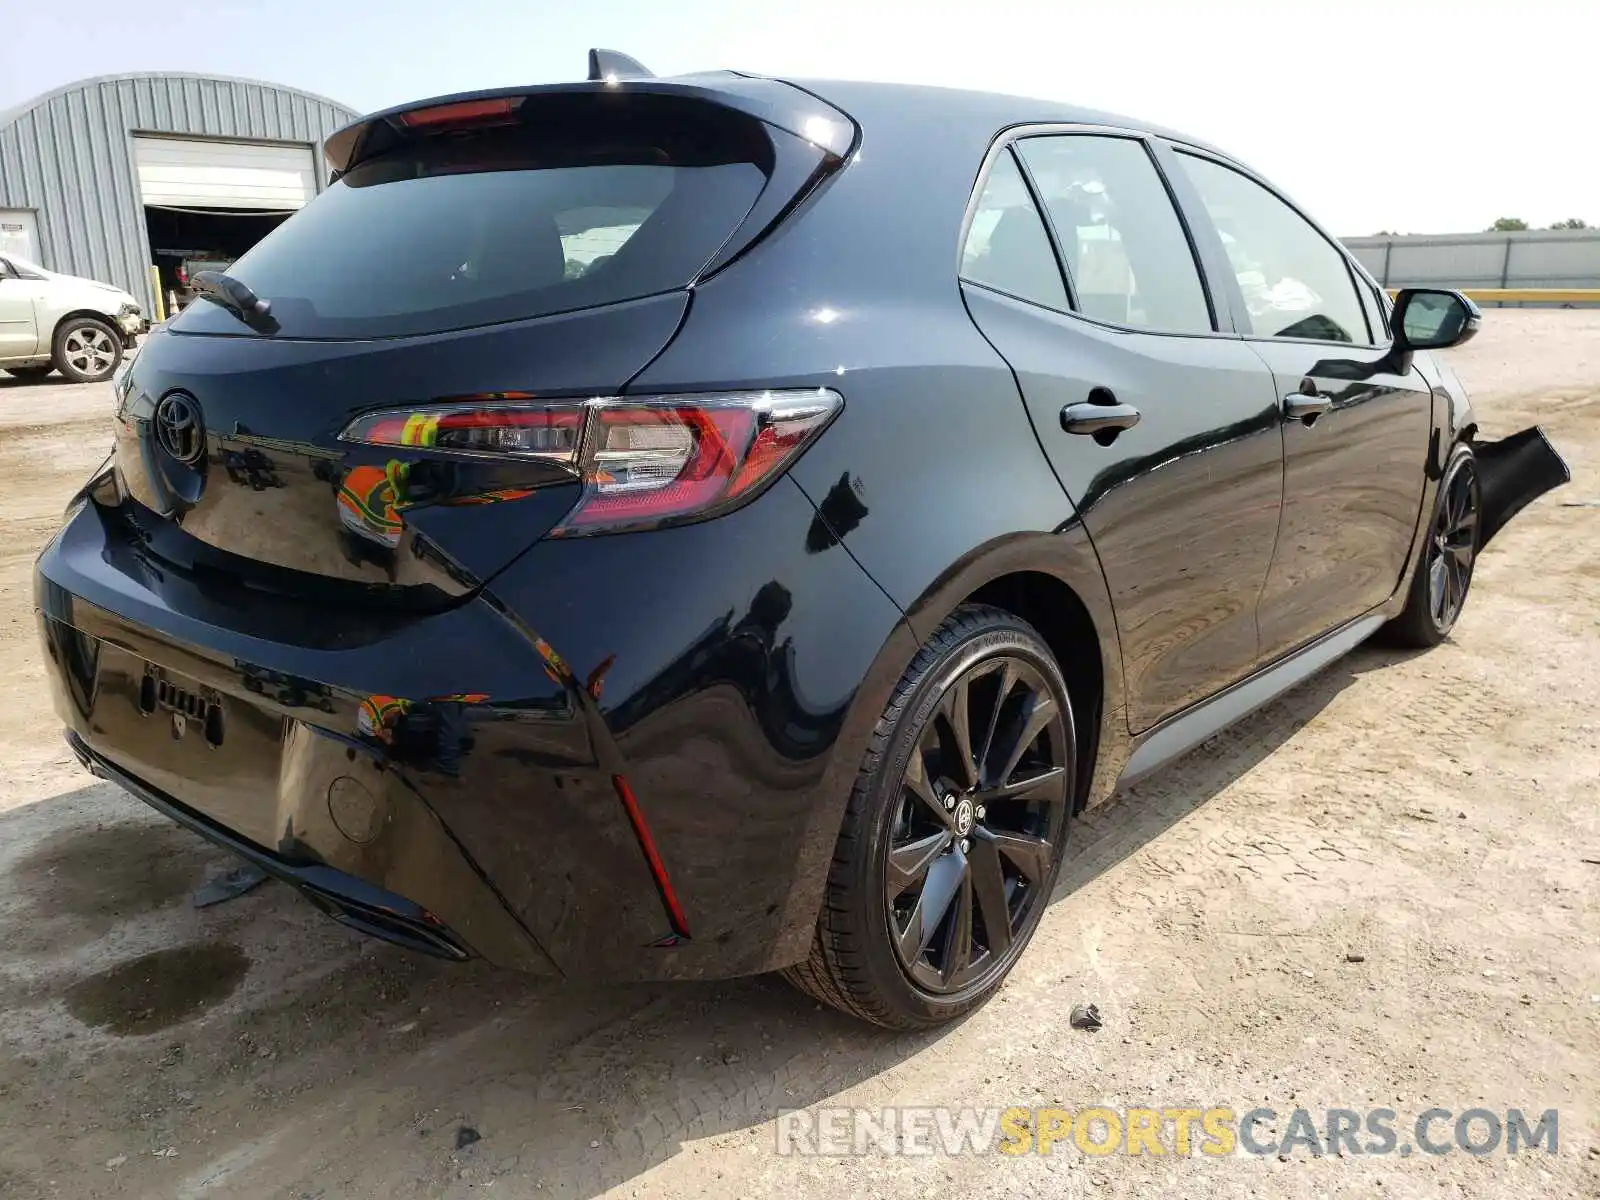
[1392,288,1480,351]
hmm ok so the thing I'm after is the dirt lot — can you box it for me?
[0,313,1596,1199]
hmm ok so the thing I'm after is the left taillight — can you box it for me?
[339,389,842,536]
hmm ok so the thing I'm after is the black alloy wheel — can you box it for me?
[1427,452,1479,632]
[1381,443,1480,649]
[886,654,1070,994]
[785,605,1077,1028]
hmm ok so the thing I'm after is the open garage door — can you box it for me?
[136,137,318,318]
[134,136,317,211]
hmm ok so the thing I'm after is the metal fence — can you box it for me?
[1343,230,1600,306]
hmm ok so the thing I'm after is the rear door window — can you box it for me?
[170,97,773,339]
[1015,135,1214,334]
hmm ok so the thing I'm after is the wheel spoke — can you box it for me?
[898,850,965,962]
[938,873,975,988]
[978,763,1069,804]
[966,835,1013,955]
[903,749,953,828]
[987,829,1052,886]
[992,690,1057,788]
[886,830,952,900]
[975,659,1017,784]
[939,675,978,790]
[1429,556,1448,621]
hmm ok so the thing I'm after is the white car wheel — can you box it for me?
[53,318,123,383]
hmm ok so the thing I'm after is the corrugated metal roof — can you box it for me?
[0,73,358,313]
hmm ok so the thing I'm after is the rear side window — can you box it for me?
[960,149,1069,310]
[1175,152,1371,344]
[1016,135,1213,334]
[171,96,773,339]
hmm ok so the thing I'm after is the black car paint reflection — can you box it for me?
[31,72,1569,991]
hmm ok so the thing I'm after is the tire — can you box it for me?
[52,317,123,383]
[3,365,53,382]
[784,604,1077,1029]
[1380,442,1480,649]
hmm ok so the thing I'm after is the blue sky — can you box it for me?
[4,0,1595,235]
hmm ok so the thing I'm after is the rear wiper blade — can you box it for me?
[190,271,279,333]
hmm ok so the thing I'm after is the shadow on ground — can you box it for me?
[0,371,78,387]
[1056,641,1416,899]
[0,641,1414,1198]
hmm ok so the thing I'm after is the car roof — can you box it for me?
[325,71,1231,177]
[783,77,1228,158]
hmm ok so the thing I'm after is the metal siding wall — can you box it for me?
[0,74,357,314]
[1344,231,1600,302]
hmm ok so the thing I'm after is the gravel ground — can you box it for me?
[0,312,1595,1199]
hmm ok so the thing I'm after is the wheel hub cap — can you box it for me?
[953,797,975,837]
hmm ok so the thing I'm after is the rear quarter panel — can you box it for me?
[630,106,1128,815]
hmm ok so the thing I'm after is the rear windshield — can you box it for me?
[171,96,773,339]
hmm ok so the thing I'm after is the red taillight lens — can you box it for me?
[341,400,585,461]
[338,389,842,535]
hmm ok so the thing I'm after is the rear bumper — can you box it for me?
[35,477,909,981]
[67,732,475,962]
[38,585,560,976]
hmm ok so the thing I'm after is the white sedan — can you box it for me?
[0,254,144,383]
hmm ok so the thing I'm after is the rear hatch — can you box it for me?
[110,85,845,606]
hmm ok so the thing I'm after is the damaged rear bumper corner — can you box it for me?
[66,729,557,971]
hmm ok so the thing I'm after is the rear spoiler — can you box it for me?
[323,73,856,175]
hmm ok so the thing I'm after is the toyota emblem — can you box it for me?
[154,393,206,465]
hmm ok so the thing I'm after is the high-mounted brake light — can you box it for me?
[339,389,842,535]
[395,97,523,129]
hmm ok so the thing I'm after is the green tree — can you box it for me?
[1487,217,1529,231]
[1548,217,1590,230]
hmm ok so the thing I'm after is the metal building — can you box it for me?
[0,73,357,317]
[1343,229,1600,305]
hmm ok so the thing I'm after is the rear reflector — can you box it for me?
[612,774,691,939]
[340,389,842,535]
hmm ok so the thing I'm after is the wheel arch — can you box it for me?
[964,571,1105,813]
[52,308,122,344]
[894,528,1129,812]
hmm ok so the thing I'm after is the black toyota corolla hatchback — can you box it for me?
[37,53,1568,1028]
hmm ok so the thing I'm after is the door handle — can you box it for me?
[1061,400,1142,436]
[1284,392,1332,421]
